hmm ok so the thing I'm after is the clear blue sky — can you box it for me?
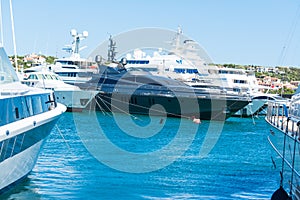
[1,0,300,67]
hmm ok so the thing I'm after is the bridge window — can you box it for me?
[234,80,247,84]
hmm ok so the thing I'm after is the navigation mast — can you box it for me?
[107,35,117,62]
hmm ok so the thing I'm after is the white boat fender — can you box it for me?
[191,116,201,124]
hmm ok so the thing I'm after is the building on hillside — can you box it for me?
[257,76,281,89]
[24,53,46,66]
[290,81,300,87]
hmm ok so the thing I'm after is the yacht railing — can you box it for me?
[266,98,300,198]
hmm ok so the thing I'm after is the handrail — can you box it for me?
[268,136,300,178]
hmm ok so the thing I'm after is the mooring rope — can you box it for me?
[95,92,191,119]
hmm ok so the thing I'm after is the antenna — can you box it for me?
[175,25,182,50]
[64,29,88,58]
[107,35,117,62]
[9,0,18,72]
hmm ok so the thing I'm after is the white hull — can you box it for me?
[22,72,97,111]
[55,90,96,110]
[0,103,65,192]
[0,139,44,190]
[59,76,92,84]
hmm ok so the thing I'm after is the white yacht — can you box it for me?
[25,29,98,84]
[207,67,278,117]
[0,47,66,193]
[21,71,97,112]
[50,57,96,84]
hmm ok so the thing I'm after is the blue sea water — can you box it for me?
[2,112,280,199]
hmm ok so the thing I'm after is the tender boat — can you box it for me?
[0,47,66,193]
[77,61,250,121]
[21,71,97,112]
[266,91,300,199]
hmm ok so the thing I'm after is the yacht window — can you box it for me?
[70,73,77,77]
[234,80,247,84]
[44,74,53,80]
[174,68,186,73]
[57,72,66,77]
[219,70,228,74]
[28,74,38,80]
[52,75,59,80]
[186,69,198,74]
[141,60,149,64]
[56,60,75,65]
[127,60,150,65]
[15,107,19,119]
